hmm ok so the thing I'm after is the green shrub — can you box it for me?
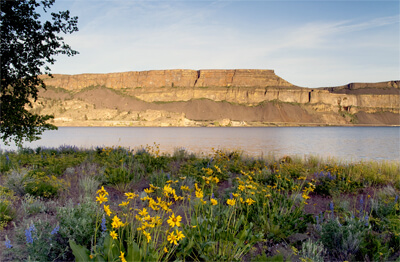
[13,219,64,261]
[56,197,101,260]
[0,153,13,173]
[0,186,17,229]
[5,169,33,196]
[25,170,68,198]
[21,194,47,216]
[280,162,307,179]
[359,231,391,261]
[103,167,134,185]
[79,175,100,197]
[319,215,370,261]
[314,171,363,196]
[299,239,326,262]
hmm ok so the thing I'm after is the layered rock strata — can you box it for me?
[36,69,399,126]
[41,69,294,90]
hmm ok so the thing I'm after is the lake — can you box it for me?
[1,127,399,162]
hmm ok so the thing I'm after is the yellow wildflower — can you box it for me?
[164,247,168,253]
[163,184,174,194]
[245,198,256,206]
[119,251,127,262]
[111,215,123,229]
[302,194,311,200]
[167,231,178,245]
[181,185,190,191]
[195,190,204,199]
[90,254,94,259]
[119,201,129,207]
[232,193,239,198]
[96,194,108,204]
[141,196,151,201]
[149,184,160,190]
[175,229,185,241]
[144,188,154,194]
[227,198,236,206]
[155,216,163,226]
[214,165,222,173]
[167,213,182,227]
[143,230,151,243]
[104,205,112,216]
[96,186,109,196]
[110,231,118,240]
[211,198,218,205]
[238,185,245,191]
[138,208,148,217]
[125,192,138,199]
[149,202,160,211]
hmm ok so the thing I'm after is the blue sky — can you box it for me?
[47,0,399,88]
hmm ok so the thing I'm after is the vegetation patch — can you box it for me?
[0,146,399,261]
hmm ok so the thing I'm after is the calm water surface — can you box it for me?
[1,127,399,161]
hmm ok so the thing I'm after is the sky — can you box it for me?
[46,0,399,88]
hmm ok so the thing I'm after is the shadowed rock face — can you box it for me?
[41,69,295,90]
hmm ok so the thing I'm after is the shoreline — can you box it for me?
[52,121,400,127]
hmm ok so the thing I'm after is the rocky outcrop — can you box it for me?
[41,69,294,90]
[36,70,399,126]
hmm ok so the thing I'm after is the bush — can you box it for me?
[14,219,64,261]
[56,197,101,260]
[103,167,134,185]
[299,239,326,262]
[5,169,32,196]
[319,215,370,261]
[25,170,68,198]
[21,194,47,216]
[314,171,363,196]
[0,186,17,229]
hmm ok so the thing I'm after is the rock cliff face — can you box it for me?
[41,69,294,90]
[36,69,399,126]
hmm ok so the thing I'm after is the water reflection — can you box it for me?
[1,127,399,161]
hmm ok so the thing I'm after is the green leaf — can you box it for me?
[126,241,141,262]
[94,255,106,262]
[69,240,90,262]
[104,234,120,260]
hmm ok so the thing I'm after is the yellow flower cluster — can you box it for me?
[139,186,186,245]
[96,186,108,204]
[111,215,124,229]
[143,142,161,157]
[135,208,162,231]
[227,198,236,206]
[167,229,185,245]
[194,183,204,199]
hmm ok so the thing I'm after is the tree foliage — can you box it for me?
[0,0,78,145]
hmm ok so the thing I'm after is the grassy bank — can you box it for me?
[0,145,399,261]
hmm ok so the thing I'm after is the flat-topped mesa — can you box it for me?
[41,69,295,90]
[194,69,294,88]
